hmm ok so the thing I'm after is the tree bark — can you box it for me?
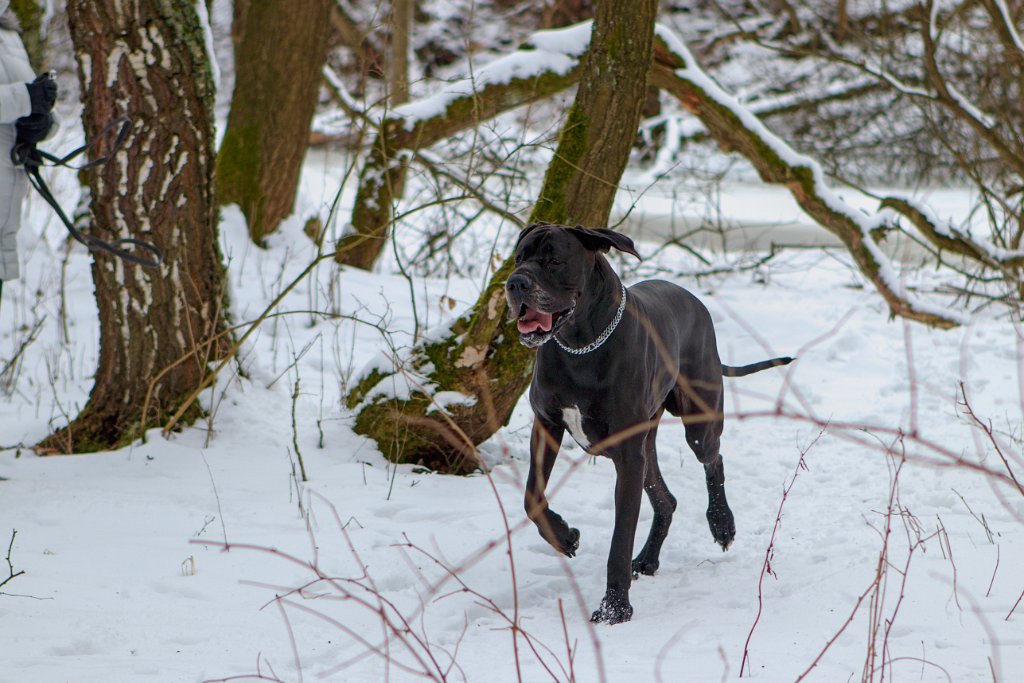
[532,0,658,225]
[217,0,331,243]
[347,0,660,472]
[38,0,229,453]
[390,0,412,105]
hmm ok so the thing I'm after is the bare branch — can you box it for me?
[649,27,964,329]
[0,530,25,592]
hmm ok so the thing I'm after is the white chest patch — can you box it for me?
[562,406,591,450]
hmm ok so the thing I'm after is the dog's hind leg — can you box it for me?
[677,375,735,549]
[632,413,676,576]
[525,417,580,557]
[700,450,735,549]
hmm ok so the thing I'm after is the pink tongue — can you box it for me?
[518,309,554,334]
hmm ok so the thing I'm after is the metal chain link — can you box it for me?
[554,284,627,355]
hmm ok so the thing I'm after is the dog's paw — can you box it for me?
[536,515,580,557]
[590,589,633,625]
[556,527,580,558]
[707,505,736,550]
[631,554,659,576]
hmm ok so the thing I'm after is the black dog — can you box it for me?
[505,222,791,624]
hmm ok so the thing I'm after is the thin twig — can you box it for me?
[740,426,823,676]
[290,378,308,483]
[0,529,25,591]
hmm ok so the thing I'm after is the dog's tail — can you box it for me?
[722,356,794,378]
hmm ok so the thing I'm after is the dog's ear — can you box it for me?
[514,221,549,251]
[566,225,641,260]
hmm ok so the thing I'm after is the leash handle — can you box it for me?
[34,116,132,170]
[24,154,163,269]
[17,117,163,269]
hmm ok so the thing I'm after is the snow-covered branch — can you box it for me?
[650,23,968,328]
[880,195,1024,268]
[985,0,1024,60]
[338,22,591,269]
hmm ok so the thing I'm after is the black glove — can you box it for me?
[15,112,53,146]
[11,112,51,167]
[26,72,57,114]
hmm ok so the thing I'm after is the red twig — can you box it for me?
[958,382,1024,497]
[986,545,1000,598]
[935,518,963,611]
[795,583,874,682]
[1006,587,1024,621]
[275,598,303,683]
[740,426,823,677]
[654,624,691,683]
[558,599,577,683]
[797,438,944,683]
[873,656,952,682]
[196,479,591,683]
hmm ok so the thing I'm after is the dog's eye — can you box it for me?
[548,258,563,266]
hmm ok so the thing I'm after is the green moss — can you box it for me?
[486,332,534,390]
[42,397,206,455]
[531,103,589,224]
[460,263,513,351]
[349,144,393,234]
[159,0,216,116]
[346,309,534,473]
[345,368,387,409]
[352,397,480,474]
[216,124,267,241]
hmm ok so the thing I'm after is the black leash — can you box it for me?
[12,117,163,269]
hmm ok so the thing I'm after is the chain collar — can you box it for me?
[554,284,627,355]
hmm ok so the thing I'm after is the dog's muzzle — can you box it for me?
[505,273,575,348]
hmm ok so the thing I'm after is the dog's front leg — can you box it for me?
[524,417,580,557]
[591,443,646,624]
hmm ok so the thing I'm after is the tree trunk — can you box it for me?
[347,0,659,472]
[390,0,412,105]
[217,0,331,243]
[38,1,229,454]
[532,0,658,225]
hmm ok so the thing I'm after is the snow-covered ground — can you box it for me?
[2,136,1024,682]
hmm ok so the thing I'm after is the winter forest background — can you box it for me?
[2,0,1024,681]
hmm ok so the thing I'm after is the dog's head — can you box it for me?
[505,222,640,348]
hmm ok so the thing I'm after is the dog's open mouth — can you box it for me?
[514,304,574,347]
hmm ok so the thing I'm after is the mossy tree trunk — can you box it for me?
[531,0,659,225]
[336,28,591,270]
[38,0,229,454]
[217,0,331,243]
[347,0,659,472]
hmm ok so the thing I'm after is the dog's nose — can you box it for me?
[506,273,530,293]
